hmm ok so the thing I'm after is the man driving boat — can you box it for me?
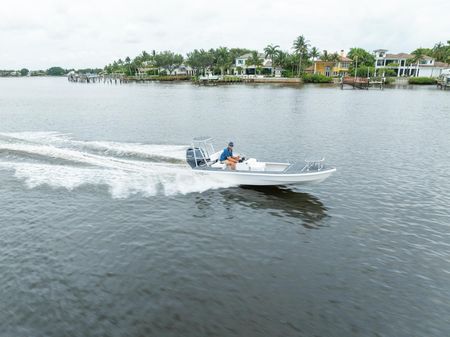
[220,141,240,169]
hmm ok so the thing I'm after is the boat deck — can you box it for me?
[194,161,333,175]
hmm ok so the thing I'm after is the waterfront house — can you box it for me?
[171,65,194,76]
[333,53,352,76]
[136,63,194,76]
[373,49,449,77]
[233,53,282,77]
[306,51,352,77]
[306,61,334,76]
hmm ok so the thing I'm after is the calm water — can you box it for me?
[0,77,449,337]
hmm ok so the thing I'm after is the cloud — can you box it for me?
[0,0,449,69]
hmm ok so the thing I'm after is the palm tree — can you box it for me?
[329,53,341,76]
[309,47,320,74]
[264,44,280,76]
[292,35,310,76]
[411,48,426,76]
[329,52,340,63]
[309,47,320,61]
[275,51,289,71]
[214,47,231,75]
[247,51,263,75]
[124,57,132,75]
[321,50,330,61]
[411,48,426,63]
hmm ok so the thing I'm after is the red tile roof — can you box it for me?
[339,56,352,62]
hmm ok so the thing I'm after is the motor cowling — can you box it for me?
[186,148,208,168]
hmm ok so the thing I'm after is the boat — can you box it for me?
[186,137,336,186]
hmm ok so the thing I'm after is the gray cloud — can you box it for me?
[0,0,449,69]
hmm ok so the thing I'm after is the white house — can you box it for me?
[171,65,194,76]
[137,63,194,76]
[234,53,282,77]
[416,59,449,78]
[373,49,449,78]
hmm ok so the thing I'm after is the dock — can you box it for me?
[68,73,125,84]
[340,76,384,90]
[196,76,301,85]
[341,76,369,89]
[437,79,450,90]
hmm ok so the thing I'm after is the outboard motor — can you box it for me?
[186,148,208,168]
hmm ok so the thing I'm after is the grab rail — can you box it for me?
[301,158,325,172]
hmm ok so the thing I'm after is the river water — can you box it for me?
[0,77,449,337]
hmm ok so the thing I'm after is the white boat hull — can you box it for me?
[192,167,336,186]
[186,138,336,186]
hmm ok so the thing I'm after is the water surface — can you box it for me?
[0,78,449,337]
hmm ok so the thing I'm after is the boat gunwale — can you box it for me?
[192,166,336,177]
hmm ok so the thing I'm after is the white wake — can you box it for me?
[0,132,234,198]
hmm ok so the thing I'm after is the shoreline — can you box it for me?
[0,75,442,89]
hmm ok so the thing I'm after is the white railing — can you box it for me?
[301,158,325,172]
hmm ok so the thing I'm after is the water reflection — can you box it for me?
[202,186,329,229]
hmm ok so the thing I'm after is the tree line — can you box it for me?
[104,35,337,77]
[2,39,449,78]
[104,38,450,78]
[0,67,103,77]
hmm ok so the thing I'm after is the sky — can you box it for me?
[0,0,449,69]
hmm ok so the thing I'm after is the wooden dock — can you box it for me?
[340,76,384,90]
[196,76,301,85]
[68,73,125,84]
[341,77,369,90]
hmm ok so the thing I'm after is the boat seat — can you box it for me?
[209,151,221,162]
[211,161,226,169]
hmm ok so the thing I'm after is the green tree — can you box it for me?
[349,65,377,77]
[431,41,450,63]
[275,51,289,69]
[331,52,340,62]
[411,48,429,64]
[186,49,203,75]
[292,35,310,76]
[309,47,320,61]
[347,48,375,66]
[186,49,213,75]
[20,68,29,76]
[264,44,280,76]
[124,56,132,75]
[247,51,263,75]
[309,47,319,74]
[320,50,330,61]
[154,51,184,75]
[46,67,66,76]
[213,47,232,75]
